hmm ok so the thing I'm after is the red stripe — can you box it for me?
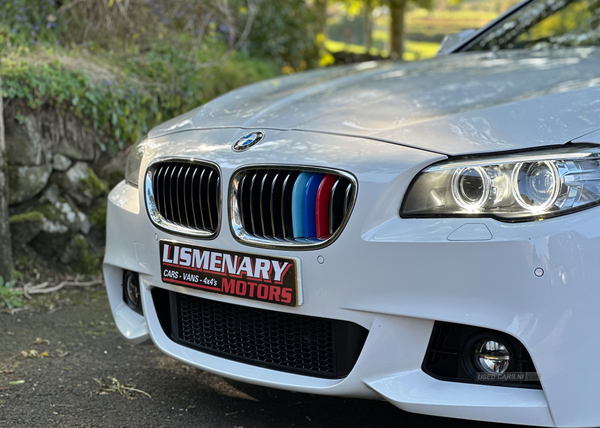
[315,174,337,239]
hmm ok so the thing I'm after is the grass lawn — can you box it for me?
[324,39,440,61]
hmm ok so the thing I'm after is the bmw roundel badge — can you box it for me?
[232,132,265,152]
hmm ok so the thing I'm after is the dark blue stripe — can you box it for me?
[304,173,324,238]
[291,172,312,238]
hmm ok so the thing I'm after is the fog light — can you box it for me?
[475,339,510,373]
[123,271,142,315]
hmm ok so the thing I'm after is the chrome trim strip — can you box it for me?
[190,168,199,229]
[329,178,340,235]
[249,172,259,235]
[215,176,220,230]
[239,174,248,230]
[168,166,177,223]
[155,166,164,215]
[259,173,269,237]
[198,168,207,229]
[182,166,191,227]
[270,172,280,239]
[144,157,221,239]
[176,166,184,225]
[229,165,358,250]
[343,182,352,217]
[206,170,215,230]
[161,165,169,220]
[281,172,294,239]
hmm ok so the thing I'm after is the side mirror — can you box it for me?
[437,29,476,55]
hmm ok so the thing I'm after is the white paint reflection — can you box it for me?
[146,48,600,156]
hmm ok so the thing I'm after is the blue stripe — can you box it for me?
[291,172,312,238]
[304,173,324,239]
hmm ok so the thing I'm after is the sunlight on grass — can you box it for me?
[324,39,440,62]
[325,39,384,55]
[404,40,440,60]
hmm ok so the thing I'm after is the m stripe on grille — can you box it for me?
[233,168,355,245]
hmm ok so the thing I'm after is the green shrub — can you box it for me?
[1,47,278,153]
[0,273,23,310]
[0,0,62,46]
[240,0,319,71]
[0,1,282,153]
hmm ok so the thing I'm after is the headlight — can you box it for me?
[401,145,600,221]
[125,137,147,187]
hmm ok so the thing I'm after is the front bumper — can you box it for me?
[104,128,600,427]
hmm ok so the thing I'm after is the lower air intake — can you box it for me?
[152,288,368,379]
[230,167,356,248]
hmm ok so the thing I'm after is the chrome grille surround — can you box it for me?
[229,166,358,250]
[144,158,221,238]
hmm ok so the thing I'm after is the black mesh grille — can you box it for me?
[234,168,355,242]
[149,161,220,233]
[152,289,368,379]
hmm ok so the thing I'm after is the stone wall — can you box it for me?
[5,107,123,272]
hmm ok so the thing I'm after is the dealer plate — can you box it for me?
[159,241,300,307]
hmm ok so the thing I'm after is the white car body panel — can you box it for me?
[150,49,600,155]
[105,38,600,425]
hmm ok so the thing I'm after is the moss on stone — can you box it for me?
[76,239,101,274]
[10,211,45,248]
[31,203,63,223]
[64,235,101,274]
[9,211,44,224]
[7,164,53,205]
[81,168,108,199]
[89,201,107,227]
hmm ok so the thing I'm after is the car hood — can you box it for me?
[150,48,600,156]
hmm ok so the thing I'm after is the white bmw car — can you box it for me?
[104,0,600,426]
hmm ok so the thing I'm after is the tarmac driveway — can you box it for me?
[0,288,521,428]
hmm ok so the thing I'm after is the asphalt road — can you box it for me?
[0,288,522,428]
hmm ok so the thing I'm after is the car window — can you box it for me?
[466,0,600,51]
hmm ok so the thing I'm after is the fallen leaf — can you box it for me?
[20,350,48,359]
[21,350,39,359]
[30,338,50,345]
[9,380,24,385]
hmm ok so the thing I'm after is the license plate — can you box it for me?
[159,241,300,307]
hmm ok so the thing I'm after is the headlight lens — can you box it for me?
[401,145,600,221]
[451,166,491,210]
[125,137,147,187]
[512,161,560,211]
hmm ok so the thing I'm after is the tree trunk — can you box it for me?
[363,0,373,51]
[0,77,13,280]
[314,0,328,37]
[389,0,406,59]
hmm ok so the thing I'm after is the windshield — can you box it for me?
[466,0,600,51]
